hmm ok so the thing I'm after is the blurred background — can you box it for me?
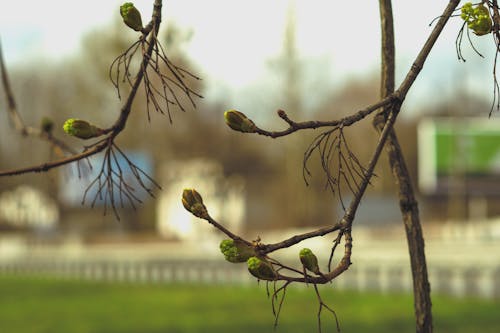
[0,1,500,332]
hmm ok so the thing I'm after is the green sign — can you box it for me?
[418,118,500,194]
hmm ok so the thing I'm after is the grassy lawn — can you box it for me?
[0,276,498,333]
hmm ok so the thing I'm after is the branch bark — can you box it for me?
[376,1,437,332]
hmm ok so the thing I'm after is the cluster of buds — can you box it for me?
[219,239,256,263]
[182,188,208,219]
[224,110,257,133]
[63,119,103,140]
[299,248,321,275]
[247,256,277,281]
[120,2,144,32]
[461,2,492,36]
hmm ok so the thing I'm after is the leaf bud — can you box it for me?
[62,119,103,140]
[224,110,256,133]
[247,256,277,281]
[461,2,492,36]
[299,248,321,275]
[182,188,208,218]
[41,117,54,134]
[120,2,144,32]
[220,239,256,263]
[470,6,492,35]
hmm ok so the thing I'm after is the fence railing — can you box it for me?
[0,257,499,298]
[336,262,500,298]
[0,258,251,284]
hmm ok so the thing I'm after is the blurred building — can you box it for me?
[418,117,500,220]
[157,158,245,243]
[0,185,58,231]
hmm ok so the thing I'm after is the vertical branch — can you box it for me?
[376,1,433,333]
[0,41,25,134]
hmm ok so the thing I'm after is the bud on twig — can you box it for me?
[41,117,54,134]
[224,110,256,133]
[182,188,208,218]
[247,256,277,281]
[120,2,144,32]
[299,248,321,275]
[63,119,103,140]
[220,239,256,263]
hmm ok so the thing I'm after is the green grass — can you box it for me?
[0,276,498,333]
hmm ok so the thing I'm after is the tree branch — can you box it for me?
[254,96,396,138]
[0,40,78,155]
[188,1,461,287]
[0,0,164,177]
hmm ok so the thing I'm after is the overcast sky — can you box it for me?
[0,1,495,117]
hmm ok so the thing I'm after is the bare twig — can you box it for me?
[303,125,369,208]
[254,96,396,138]
[490,1,500,114]
[270,281,291,329]
[110,19,202,122]
[82,143,161,220]
[313,284,340,333]
[0,40,78,156]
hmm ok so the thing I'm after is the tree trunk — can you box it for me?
[376,1,433,332]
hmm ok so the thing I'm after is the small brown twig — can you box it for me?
[254,96,396,139]
[270,280,291,329]
[203,213,253,247]
[110,21,202,122]
[82,143,161,220]
[313,284,340,333]
[303,125,369,209]
[327,230,345,272]
[0,40,78,156]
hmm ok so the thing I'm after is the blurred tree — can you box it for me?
[265,2,335,228]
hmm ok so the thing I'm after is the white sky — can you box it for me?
[0,1,494,116]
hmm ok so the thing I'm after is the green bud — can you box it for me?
[63,119,103,140]
[474,3,490,17]
[461,2,492,36]
[224,110,256,133]
[247,256,277,281]
[299,248,321,275]
[41,117,54,133]
[471,6,492,35]
[220,239,256,263]
[182,188,208,218]
[470,18,492,36]
[461,2,473,14]
[120,2,143,32]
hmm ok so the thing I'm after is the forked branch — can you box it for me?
[0,0,202,218]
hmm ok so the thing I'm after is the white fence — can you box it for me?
[0,257,499,298]
[0,258,250,284]
[336,262,500,299]
[1,220,500,298]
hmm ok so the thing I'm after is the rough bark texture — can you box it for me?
[376,1,433,332]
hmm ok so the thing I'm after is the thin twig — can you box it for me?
[254,96,396,138]
[0,40,78,155]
